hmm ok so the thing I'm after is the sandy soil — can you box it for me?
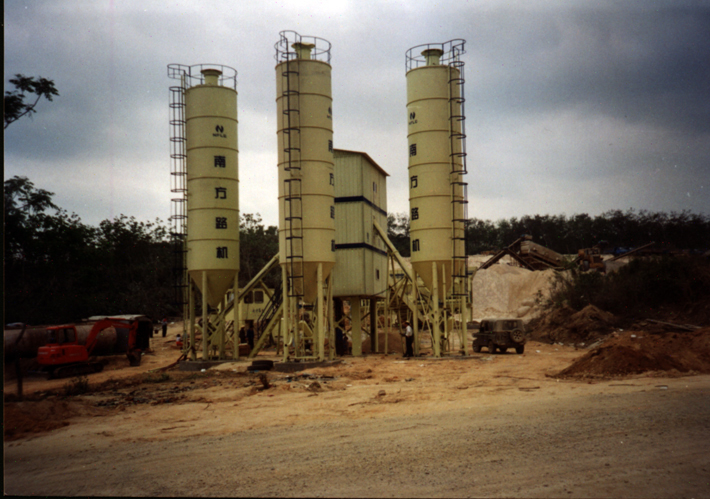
[4,322,710,497]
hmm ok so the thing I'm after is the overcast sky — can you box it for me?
[5,0,710,229]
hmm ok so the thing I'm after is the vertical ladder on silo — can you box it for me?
[168,75,189,307]
[448,56,469,299]
[282,57,305,299]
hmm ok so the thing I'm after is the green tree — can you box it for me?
[4,176,176,324]
[387,212,410,257]
[4,74,59,128]
[239,213,279,288]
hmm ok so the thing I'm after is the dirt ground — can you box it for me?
[4,322,710,497]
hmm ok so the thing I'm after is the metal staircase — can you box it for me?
[256,280,283,337]
[281,55,305,299]
[167,69,188,307]
[447,44,469,299]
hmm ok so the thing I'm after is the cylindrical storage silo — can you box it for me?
[185,68,239,307]
[275,32,335,303]
[406,41,467,296]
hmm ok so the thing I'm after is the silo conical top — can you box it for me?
[421,48,444,66]
[201,68,222,85]
[292,42,315,59]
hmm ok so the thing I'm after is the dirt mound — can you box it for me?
[471,265,557,320]
[4,399,104,441]
[554,328,710,378]
[529,305,618,345]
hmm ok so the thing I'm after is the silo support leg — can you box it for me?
[189,282,196,361]
[461,294,469,355]
[202,271,209,360]
[412,271,420,357]
[327,275,335,361]
[317,263,324,361]
[236,271,242,360]
[351,298,362,357]
[370,297,378,353]
[282,266,290,363]
[432,262,441,358]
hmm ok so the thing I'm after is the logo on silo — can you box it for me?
[408,111,417,125]
[213,124,226,138]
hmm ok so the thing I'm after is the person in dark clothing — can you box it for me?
[239,326,247,344]
[246,324,255,350]
[402,321,414,358]
[161,318,168,338]
[335,326,345,356]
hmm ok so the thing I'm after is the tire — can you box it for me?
[249,360,274,371]
[510,329,525,343]
[473,344,482,353]
[515,345,525,354]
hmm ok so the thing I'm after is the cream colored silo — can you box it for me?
[185,68,239,307]
[275,32,335,303]
[407,42,467,296]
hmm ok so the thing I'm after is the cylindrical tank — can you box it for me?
[5,325,124,360]
[406,41,466,295]
[275,32,335,303]
[185,67,239,307]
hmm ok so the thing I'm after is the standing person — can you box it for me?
[403,321,414,358]
[239,326,246,344]
[161,318,168,338]
[246,323,255,351]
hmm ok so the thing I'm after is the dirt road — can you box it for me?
[5,332,710,497]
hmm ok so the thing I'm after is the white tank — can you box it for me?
[275,32,335,303]
[185,67,239,307]
[406,41,467,296]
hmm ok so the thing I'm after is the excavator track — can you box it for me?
[51,362,104,379]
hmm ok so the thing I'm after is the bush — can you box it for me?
[545,256,710,317]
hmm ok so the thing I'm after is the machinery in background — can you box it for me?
[36,316,152,378]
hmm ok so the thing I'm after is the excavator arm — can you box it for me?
[85,318,142,365]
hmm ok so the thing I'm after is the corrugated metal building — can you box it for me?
[332,149,388,298]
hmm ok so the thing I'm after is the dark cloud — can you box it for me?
[4,1,709,228]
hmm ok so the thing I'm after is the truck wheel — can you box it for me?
[473,344,481,353]
[515,345,525,354]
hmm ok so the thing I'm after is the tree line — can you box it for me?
[5,176,709,325]
[387,211,710,257]
[4,177,280,325]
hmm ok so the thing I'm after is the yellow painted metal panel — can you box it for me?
[185,72,239,307]
[275,53,335,302]
[407,59,464,295]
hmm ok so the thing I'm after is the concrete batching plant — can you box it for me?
[166,36,470,365]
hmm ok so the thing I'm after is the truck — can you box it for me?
[473,318,527,354]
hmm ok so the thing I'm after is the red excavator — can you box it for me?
[36,317,151,378]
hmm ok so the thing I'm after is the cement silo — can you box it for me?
[406,40,468,299]
[185,67,239,307]
[275,31,336,361]
[168,63,239,361]
[275,32,335,303]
